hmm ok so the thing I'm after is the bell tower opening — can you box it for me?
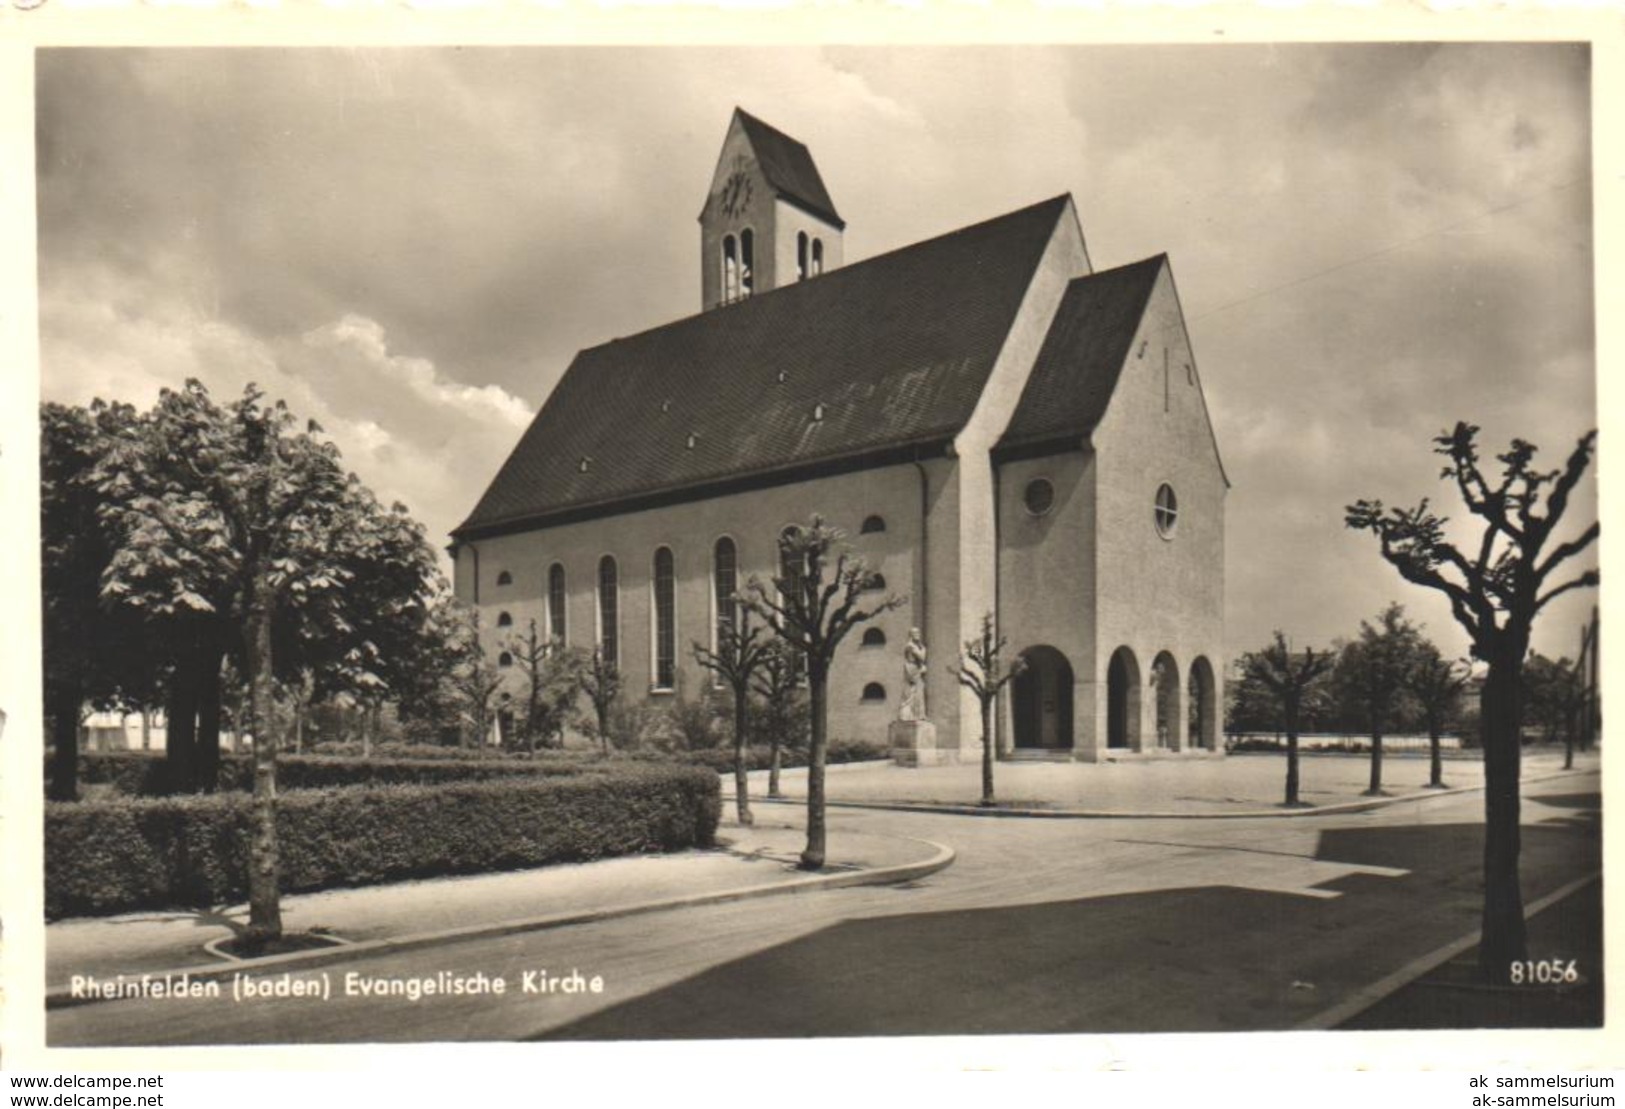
[699,108,846,311]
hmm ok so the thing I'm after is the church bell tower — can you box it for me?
[699,108,845,311]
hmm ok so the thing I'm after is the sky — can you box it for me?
[33,43,1599,664]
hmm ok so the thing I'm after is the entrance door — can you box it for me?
[1013,646,1074,749]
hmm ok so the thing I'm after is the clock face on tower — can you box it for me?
[720,168,753,218]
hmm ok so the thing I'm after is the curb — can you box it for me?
[752,768,1591,821]
[46,836,955,1012]
[1295,870,1603,1030]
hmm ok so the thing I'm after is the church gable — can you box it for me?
[456,197,1071,540]
[993,255,1167,461]
[700,109,844,229]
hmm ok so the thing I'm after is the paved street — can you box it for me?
[48,767,1600,1044]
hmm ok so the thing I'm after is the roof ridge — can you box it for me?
[582,195,1072,355]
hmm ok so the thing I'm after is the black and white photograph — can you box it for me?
[8,33,1613,1072]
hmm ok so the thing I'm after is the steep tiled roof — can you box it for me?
[995,255,1166,455]
[735,109,844,229]
[455,196,1070,539]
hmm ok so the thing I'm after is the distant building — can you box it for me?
[452,109,1227,761]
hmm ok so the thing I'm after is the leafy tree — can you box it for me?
[94,380,411,946]
[41,400,151,800]
[1238,632,1337,806]
[751,638,806,799]
[692,614,773,826]
[1347,422,1598,981]
[1332,603,1425,796]
[580,646,622,756]
[1409,643,1472,789]
[953,613,1026,808]
[742,516,904,869]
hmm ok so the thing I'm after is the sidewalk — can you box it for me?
[744,748,1592,816]
[46,819,948,995]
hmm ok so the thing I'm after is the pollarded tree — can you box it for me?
[692,613,773,826]
[954,612,1027,808]
[742,516,904,869]
[1332,603,1425,796]
[95,380,376,946]
[580,646,622,756]
[751,638,806,800]
[1410,642,1471,789]
[504,620,585,753]
[1238,632,1337,807]
[1347,422,1598,982]
[447,605,504,748]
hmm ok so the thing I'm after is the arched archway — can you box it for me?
[1013,646,1074,750]
[1107,647,1141,750]
[1188,656,1218,751]
[1152,651,1180,749]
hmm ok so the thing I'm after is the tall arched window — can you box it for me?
[811,238,824,276]
[861,627,887,648]
[860,515,886,534]
[597,555,619,668]
[547,563,567,643]
[713,537,738,646]
[740,229,755,298]
[797,231,809,280]
[722,235,739,304]
[495,570,512,586]
[653,546,676,690]
[496,611,513,628]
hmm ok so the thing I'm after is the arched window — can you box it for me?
[862,572,886,593]
[496,611,513,628]
[1155,483,1179,538]
[597,555,619,668]
[498,651,514,669]
[861,682,887,703]
[797,231,809,280]
[860,515,886,534]
[722,235,739,304]
[548,563,567,643]
[495,570,513,586]
[653,546,676,690]
[740,229,755,298]
[713,537,738,645]
[861,627,887,648]
[811,238,824,276]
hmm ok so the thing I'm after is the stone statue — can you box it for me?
[899,628,928,721]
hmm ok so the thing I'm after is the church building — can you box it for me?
[451,109,1227,762]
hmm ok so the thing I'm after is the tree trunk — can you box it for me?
[195,640,223,793]
[597,704,610,756]
[1478,643,1529,982]
[47,682,82,802]
[1284,703,1300,807]
[733,687,753,826]
[141,709,152,751]
[1366,731,1385,795]
[979,697,995,807]
[165,651,199,795]
[768,736,782,799]
[1429,722,1445,788]
[800,670,828,870]
[244,578,284,947]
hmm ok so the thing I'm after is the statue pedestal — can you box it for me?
[890,719,956,767]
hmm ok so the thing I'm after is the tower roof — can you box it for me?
[731,108,845,229]
[455,196,1070,539]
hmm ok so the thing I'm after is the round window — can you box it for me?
[1155,483,1179,538]
[1023,478,1055,517]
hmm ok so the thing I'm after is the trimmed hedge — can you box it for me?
[650,738,890,774]
[62,750,597,798]
[45,765,720,919]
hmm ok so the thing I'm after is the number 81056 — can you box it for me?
[1510,959,1579,984]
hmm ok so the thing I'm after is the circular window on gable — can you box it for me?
[1023,478,1055,517]
[1155,483,1179,538]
